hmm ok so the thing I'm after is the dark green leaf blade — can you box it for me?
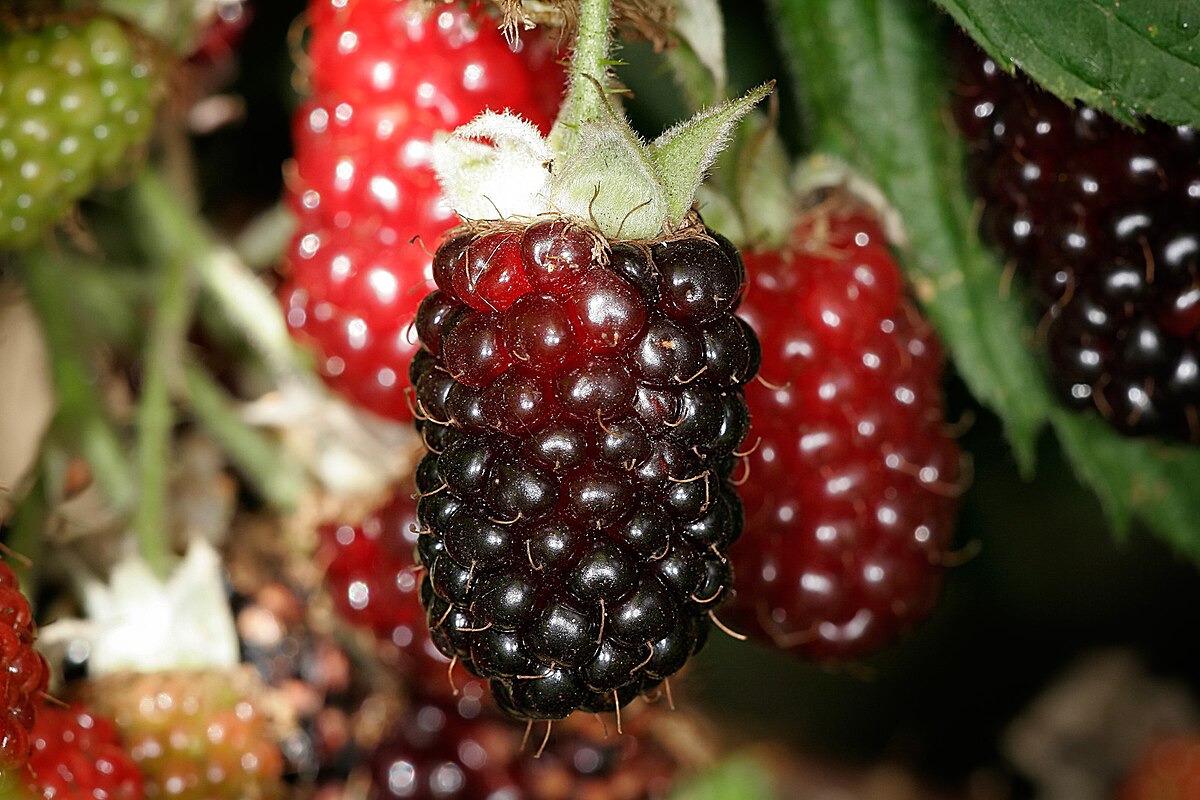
[935,0,1200,127]
[1050,410,1200,557]
[769,0,1053,469]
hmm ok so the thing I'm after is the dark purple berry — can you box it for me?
[411,221,756,720]
[953,33,1200,441]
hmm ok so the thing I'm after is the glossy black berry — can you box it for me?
[953,34,1200,441]
[410,221,756,719]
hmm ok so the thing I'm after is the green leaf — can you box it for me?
[769,0,1051,469]
[669,758,776,800]
[549,106,668,239]
[1051,411,1200,557]
[934,0,1200,127]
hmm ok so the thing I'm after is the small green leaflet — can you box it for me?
[1051,411,1200,559]
[934,0,1200,127]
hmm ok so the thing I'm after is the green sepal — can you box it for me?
[548,100,668,239]
[649,82,775,229]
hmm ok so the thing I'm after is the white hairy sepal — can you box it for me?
[431,112,553,221]
[433,83,772,240]
[79,539,240,675]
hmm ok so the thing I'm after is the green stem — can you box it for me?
[546,0,613,155]
[133,169,305,380]
[131,253,190,577]
[130,171,203,577]
[182,363,305,510]
[19,250,137,513]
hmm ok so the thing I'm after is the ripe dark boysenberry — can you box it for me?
[953,35,1200,441]
[411,219,756,720]
[281,0,563,422]
[726,205,962,662]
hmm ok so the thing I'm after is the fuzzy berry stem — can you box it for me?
[546,0,612,156]
[232,202,296,272]
[20,250,137,514]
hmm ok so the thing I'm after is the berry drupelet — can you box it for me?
[727,205,962,662]
[952,35,1200,441]
[410,218,758,720]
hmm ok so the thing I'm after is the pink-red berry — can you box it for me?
[726,205,962,662]
[24,702,144,800]
[282,0,564,422]
[1,561,49,775]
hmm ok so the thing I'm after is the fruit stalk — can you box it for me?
[182,363,304,509]
[135,169,304,380]
[547,0,612,154]
[131,173,198,576]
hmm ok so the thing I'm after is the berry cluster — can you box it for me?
[0,16,156,247]
[24,702,144,800]
[726,205,961,662]
[281,0,562,421]
[411,219,757,720]
[233,575,368,783]
[953,37,1200,441]
[1,561,48,776]
[86,671,283,800]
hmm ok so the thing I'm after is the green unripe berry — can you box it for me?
[0,15,157,248]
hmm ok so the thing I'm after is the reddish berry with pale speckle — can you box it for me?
[1119,734,1200,800]
[86,671,283,800]
[23,702,144,800]
[282,0,563,422]
[726,205,962,662]
[316,485,486,700]
[369,692,679,799]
